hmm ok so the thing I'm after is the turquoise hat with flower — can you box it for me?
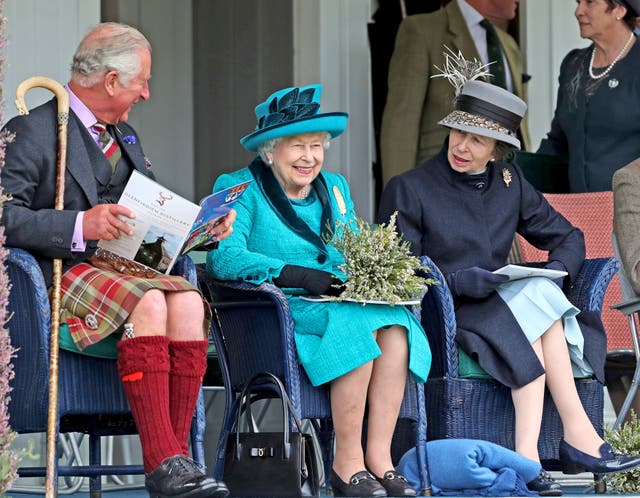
[240,84,348,152]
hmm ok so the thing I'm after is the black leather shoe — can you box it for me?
[374,470,417,496]
[145,455,229,498]
[330,469,387,497]
[559,440,640,475]
[526,470,562,496]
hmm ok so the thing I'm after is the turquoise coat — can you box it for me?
[207,158,431,386]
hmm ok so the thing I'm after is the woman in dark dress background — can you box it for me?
[538,0,640,192]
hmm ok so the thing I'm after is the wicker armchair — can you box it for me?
[420,254,618,470]
[7,248,206,496]
[198,270,432,495]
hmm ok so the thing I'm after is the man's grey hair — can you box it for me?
[257,132,331,164]
[71,22,151,88]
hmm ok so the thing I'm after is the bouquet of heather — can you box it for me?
[324,212,437,304]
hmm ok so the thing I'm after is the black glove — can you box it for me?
[545,260,567,288]
[445,266,509,299]
[274,265,345,296]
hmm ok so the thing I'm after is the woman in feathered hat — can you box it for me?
[208,84,430,497]
[379,52,640,496]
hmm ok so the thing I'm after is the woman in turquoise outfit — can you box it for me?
[207,84,430,498]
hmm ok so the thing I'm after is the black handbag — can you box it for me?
[222,372,321,497]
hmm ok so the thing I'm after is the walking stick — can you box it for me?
[15,76,69,498]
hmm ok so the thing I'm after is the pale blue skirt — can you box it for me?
[496,277,594,378]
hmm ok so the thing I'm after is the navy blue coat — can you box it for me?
[378,144,606,387]
[538,40,640,192]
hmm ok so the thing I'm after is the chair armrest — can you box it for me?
[7,246,51,327]
[196,272,304,409]
[611,296,640,317]
[6,246,51,357]
[171,254,198,285]
[567,257,619,313]
[418,256,459,379]
[203,279,294,347]
[6,247,53,425]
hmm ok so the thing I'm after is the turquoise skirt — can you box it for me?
[288,298,431,386]
[497,277,594,378]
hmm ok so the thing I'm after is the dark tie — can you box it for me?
[480,19,508,89]
[93,122,121,172]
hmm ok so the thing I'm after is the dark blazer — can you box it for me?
[538,40,640,192]
[378,143,606,387]
[2,98,154,286]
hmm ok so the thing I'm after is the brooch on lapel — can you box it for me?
[114,125,136,144]
[608,78,619,89]
[332,185,347,215]
[502,168,512,187]
[144,156,153,169]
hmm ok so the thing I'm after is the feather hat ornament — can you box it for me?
[431,46,493,96]
[432,47,527,149]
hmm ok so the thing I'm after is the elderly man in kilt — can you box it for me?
[1,22,233,498]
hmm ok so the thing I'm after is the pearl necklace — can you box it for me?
[589,32,635,80]
[297,184,311,199]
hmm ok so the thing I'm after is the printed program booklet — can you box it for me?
[492,264,568,281]
[97,170,250,274]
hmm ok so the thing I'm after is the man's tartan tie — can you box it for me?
[480,19,508,90]
[93,122,121,172]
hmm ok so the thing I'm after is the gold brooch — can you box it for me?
[502,168,512,187]
[333,185,347,215]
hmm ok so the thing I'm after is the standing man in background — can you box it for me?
[380,0,530,186]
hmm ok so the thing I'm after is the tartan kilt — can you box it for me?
[60,263,210,350]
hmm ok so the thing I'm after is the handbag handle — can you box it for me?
[233,371,304,460]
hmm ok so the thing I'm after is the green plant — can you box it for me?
[604,410,640,494]
[323,212,437,304]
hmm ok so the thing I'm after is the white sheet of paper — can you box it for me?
[493,264,568,281]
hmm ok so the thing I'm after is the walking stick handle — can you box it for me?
[15,76,69,117]
[15,76,69,209]
[15,76,69,498]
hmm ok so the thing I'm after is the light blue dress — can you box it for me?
[497,277,593,378]
[208,160,431,386]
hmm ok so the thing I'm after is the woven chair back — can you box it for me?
[517,191,629,350]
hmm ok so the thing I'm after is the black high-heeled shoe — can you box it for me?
[559,440,640,474]
[329,469,387,497]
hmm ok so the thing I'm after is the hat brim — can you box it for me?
[240,112,348,151]
[438,115,521,149]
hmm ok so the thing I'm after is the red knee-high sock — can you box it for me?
[168,340,209,456]
[117,336,183,473]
